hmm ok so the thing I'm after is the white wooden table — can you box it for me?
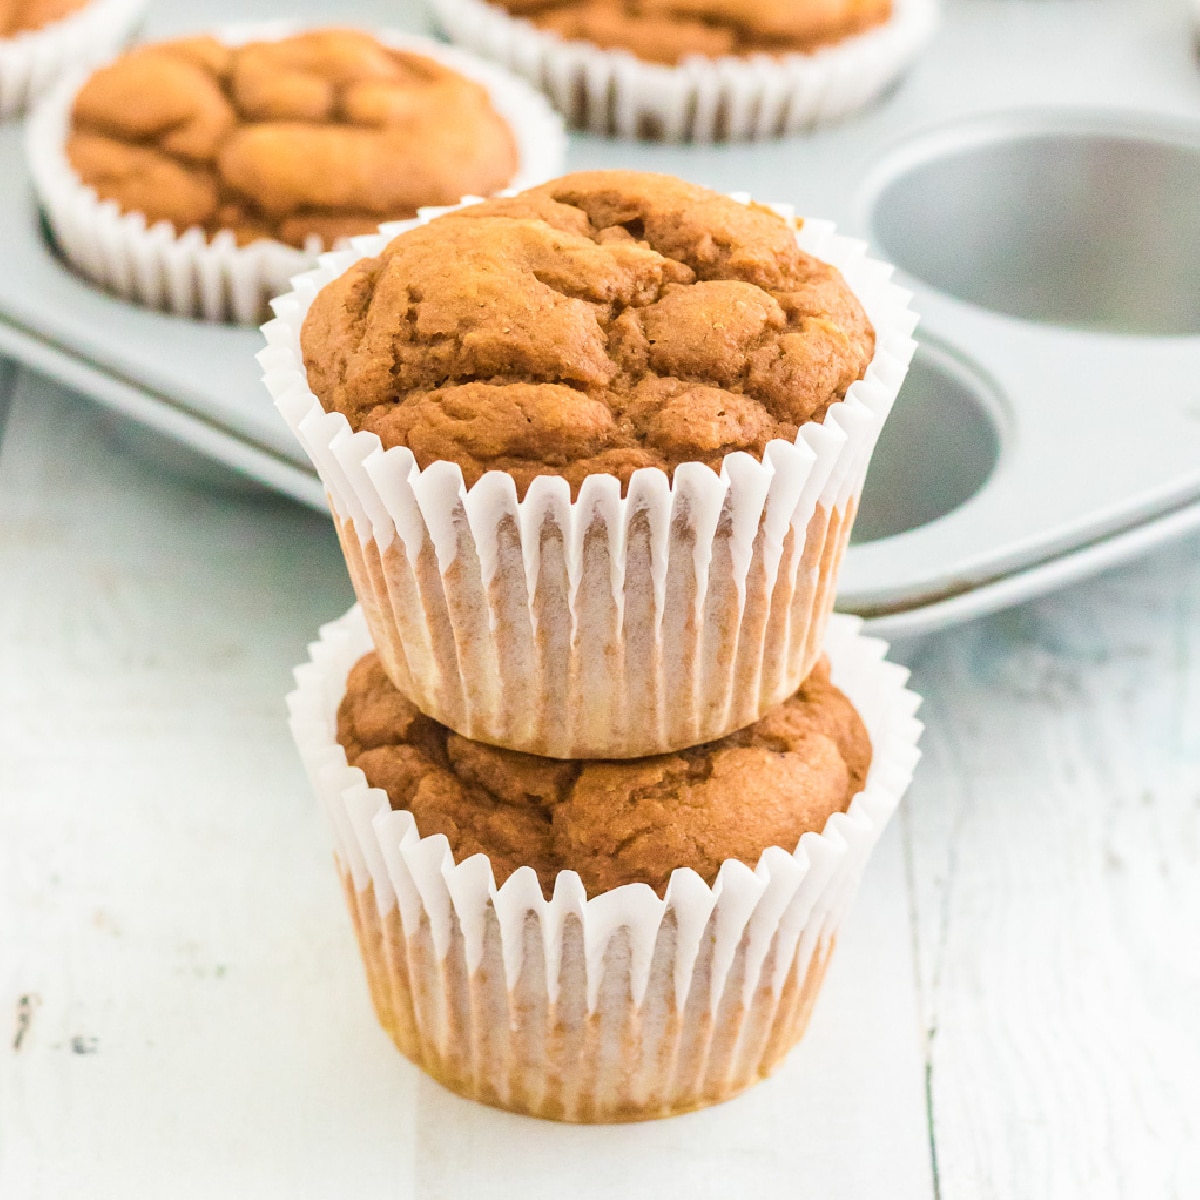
[2,368,1198,1198]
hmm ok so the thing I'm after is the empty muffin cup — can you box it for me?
[263,188,917,759]
[25,25,566,324]
[869,115,1200,336]
[287,602,923,1122]
[427,0,937,140]
[0,0,145,118]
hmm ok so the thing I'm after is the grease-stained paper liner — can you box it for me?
[288,604,922,1122]
[25,25,566,325]
[262,197,917,758]
[428,0,937,140]
[0,0,144,118]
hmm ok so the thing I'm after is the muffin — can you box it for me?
[26,27,565,322]
[288,603,923,1121]
[0,0,145,117]
[427,0,937,139]
[2,0,88,35]
[264,171,918,759]
[336,647,873,898]
[66,31,520,250]
[507,0,894,63]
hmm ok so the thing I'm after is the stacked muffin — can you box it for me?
[271,170,924,1121]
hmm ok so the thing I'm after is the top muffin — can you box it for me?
[1,0,85,35]
[488,0,892,65]
[302,170,874,498]
[66,29,520,249]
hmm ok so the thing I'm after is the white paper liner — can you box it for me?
[25,24,567,324]
[262,195,918,758]
[0,0,144,118]
[428,0,937,140]
[287,603,922,1122]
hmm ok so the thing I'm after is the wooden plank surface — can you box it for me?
[0,372,934,1199]
[903,537,1200,1199]
[3,365,1198,1197]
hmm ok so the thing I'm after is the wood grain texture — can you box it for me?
[0,372,933,1198]
[5,363,1197,1197]
[904,537,1200,1199]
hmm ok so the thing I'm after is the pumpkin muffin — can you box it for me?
[288,603,922,1121]
[269,173,916,758]
[0,0,144,118]
[1,0,87,36]
[337,647,872,896]
[301,170,875,499]
[494,0,893,65]
[427,0,935,140]
[65,29,521,250]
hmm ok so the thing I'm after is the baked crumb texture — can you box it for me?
[302,171,874,497]
[1,0,85,35]
[337,649,872,897]
[292,603,922,1121]
[492,0,892,65]
[66,29,519,249]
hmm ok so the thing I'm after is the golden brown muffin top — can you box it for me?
[337,650,872,897]
[0,0,84,36]
[65,30,519,249]
[493,0,892,65]
[302,171,874,498]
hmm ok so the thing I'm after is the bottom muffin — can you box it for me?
[287,605,922,1122]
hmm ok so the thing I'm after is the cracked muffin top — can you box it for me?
[2,0,85,35]
[302,171,874,498]
[490,0,892,65]
[65,30,519,249]
[337,650,871,897]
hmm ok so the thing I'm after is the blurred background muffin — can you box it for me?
[2,0,88,36]
[501,0,893,64]
[0,0,145,117]
[67,30,520,250]
[427,0,937,139]
[27,26,565,321]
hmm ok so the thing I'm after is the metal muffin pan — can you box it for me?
[845,110,1200,604]
[0,0,1198,638]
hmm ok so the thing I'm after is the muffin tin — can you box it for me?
[0,0,1198,641]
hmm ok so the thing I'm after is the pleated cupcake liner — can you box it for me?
[25,23,567,323]
[427,0,938,140]
[262,196,918,758]
[287,602,923,1122]
[0,0,144,118]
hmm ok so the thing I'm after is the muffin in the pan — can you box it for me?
[0,0,145,117]
[26,27,565,321]
[505,0,893,64]
[269,170,916,759]
[427,0,937,139]
[2,0,87,35]
[67,30,520,250]
[289,605,922,1121]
